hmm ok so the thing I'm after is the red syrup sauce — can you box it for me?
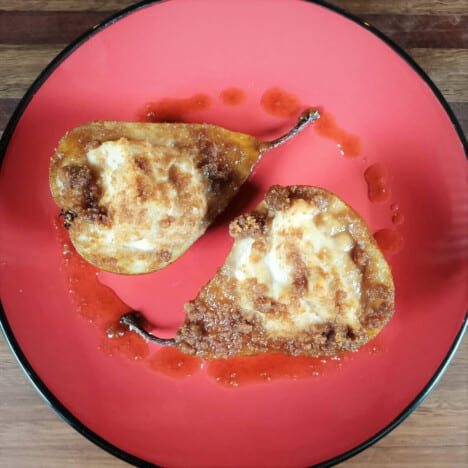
[206,333,385,388]
[206,354,341,387]
[148,347,202,378]
[374,228,404,256]
[55,221,149,360]
[260,88,360,158]
[142,93,212,122]
[390,203,405,225]
[363,166,404,247]
[364,163,390,203]
[260,87,302,117]
[220,87,246,106]
[391,211,405,226]
[314,111,361,158]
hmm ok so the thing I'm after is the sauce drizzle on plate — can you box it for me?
[207,354,340,387]
[143,94,212,122]
[374,228,404,256]
[261,87,301,117]
[364,163,390,202]
[220,87,246,106]
[315,111,361,158]
[148,347,202,378]
[56,222,149,360]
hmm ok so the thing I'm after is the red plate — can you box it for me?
[0,1,467,466]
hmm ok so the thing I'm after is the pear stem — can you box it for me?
[263,108,320,151]
[120,312,175,346]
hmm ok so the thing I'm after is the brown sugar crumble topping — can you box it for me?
[229,213,267,239]
[174,185,394,359]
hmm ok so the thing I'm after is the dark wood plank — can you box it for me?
[408,48,468,102]
[449,102,468,136]
[0,45,64,98]
[365,14,468,48]
[0,0,134,11]
[2,0,468,14]
[0,98,19,132]
[328,0,468,15]
[0,11,115,44]
[0,11,467,49]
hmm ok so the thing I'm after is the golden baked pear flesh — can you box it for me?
[49,111,319,274]
[121,185,395,358]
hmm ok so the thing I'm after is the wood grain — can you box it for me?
[0,0,467,14]
[0,46,63,98]
[0,99,18,131]
[365,14,468,48]
[408,49,468,102]
[328,0,468,15]
[1,9,468,48]
[0,0,134,11]
[0,1,467,467]
[0,11,112,44]
[449,102,468,135]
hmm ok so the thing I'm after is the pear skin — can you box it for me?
[50,111,319,274]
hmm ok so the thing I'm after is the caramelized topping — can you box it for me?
[173,186,394,358]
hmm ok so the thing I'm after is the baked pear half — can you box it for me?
[122,185,395,358]
[49,111,319,274]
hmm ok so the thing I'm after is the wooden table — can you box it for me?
[0,1,466,467]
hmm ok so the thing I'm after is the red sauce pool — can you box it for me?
[206,333,385,387]
[315,111,361,158]
[206,354,342,387]
[260,87,301,117]
[364,163,390,202]
[390,203,404,225]
[100,324,150,360]
[56,222,149,360]
[142,93,212,122]
[220,87,246,106]
[374,228,404,256]
[392,211,405,225]
[148,347,202,378]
